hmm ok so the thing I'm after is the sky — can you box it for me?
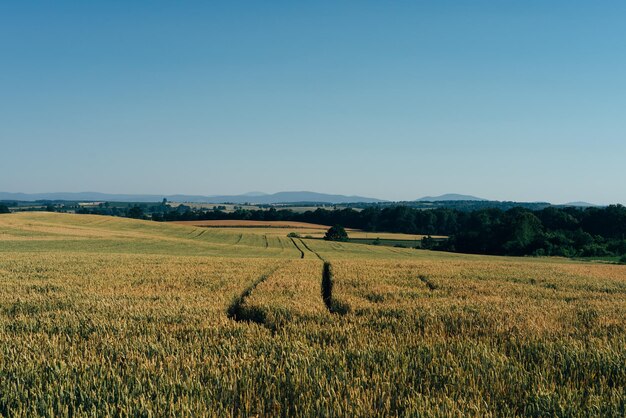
[1,1,625,204]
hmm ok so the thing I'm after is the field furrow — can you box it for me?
[235,259,331,332]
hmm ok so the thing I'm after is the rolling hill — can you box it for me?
[415,193,487,202]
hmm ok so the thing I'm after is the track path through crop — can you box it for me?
[290,238,305,258]
[298,239,324,261]
[418,275,438,291]
[226,264,283,324]
[296,240,350,315]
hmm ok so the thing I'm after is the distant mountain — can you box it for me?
[240,191,268,197]
[0,191,231,203]
[0,191,384,204]
[0,192,168,202]
[202,191,384,204]
[416,193,487,202]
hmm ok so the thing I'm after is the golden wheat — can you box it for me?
[0,213,624,416]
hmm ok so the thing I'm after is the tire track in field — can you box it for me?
[389,248,413,257]
[297,240,349,314]
[187,229,206,239]
[226,264,283,324]
[290,238,305,258]
[321,262,349,315]
[234,234,243,245]
[299,239,324,261]
[89,218,113,226]
[264,235,269,249]
[418,275,438,291]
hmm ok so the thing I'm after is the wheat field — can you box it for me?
[0,212,624,416]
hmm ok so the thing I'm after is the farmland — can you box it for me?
[172,219,333,229]
[0,212,625,416]
[171,219,443,242]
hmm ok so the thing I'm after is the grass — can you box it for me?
[576,255,626,264]
[0,212,625,416]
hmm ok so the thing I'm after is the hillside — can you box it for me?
[415,193,487,201]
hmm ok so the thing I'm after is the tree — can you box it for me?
[127,206,145,219]
[324,225,348,242]
[501,211,543,255]
[421,235,436,250]
[0,204,10,214]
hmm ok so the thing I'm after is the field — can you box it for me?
[0,212,625,416]
[165,203,340,214]
[171,219,443,241]
[172,219,334,229]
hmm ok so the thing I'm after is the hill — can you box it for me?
[561,201,600,207]
[201,191,384,204]
[415,193,487,201]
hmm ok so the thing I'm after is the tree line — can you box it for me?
[149,204,626,258]
[18,200,622,259]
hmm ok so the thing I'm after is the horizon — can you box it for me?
[0,189,619,206]
[2,2,626,204]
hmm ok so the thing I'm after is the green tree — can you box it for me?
[127,206,145,219]
[421,235,436,249]
[324,225,348,242]
[502,212,543,255]
[0,204,10,214]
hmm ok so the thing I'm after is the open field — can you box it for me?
[202,227,440,241]
[304,231,446,242]
[171,219,444,241]
[172,219,334,229]
[166,203,339,213]
[0,212,625,416]
[167,203,265,212]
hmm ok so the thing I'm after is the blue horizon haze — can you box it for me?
[1,1,625,205]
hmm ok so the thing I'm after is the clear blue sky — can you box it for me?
[2,1,625,204]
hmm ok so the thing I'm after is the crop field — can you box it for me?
[171,219,441,241]
[0,212,625,416]
[172,219,333,229]
[278,229,443,241]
